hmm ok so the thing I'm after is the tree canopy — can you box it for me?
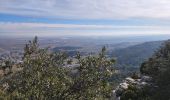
[140,40,170,100]
[0,37,116,100]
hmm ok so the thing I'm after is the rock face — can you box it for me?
[114,75,152,99]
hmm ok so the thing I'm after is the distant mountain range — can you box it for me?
[112,41,164,68]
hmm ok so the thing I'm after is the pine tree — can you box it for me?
[1,37,116,100]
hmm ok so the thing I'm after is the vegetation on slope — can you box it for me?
[140,40,170,100]
[119,40,170,100]
[113,41,163,68]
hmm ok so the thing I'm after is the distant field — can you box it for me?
[0,48,4,53]
[53,46,82,51]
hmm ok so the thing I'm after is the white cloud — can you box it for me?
[1,0,170,19]
[0,22,170,36]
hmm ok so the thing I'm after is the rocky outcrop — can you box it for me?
[114,75,153,99]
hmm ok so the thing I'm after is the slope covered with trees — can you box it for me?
[140,40,170,100]
[118,40,170,100]
[113,41,163,68]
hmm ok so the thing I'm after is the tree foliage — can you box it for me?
[118,40,170,100]
[139,40,170,100]
[0,37,115,100]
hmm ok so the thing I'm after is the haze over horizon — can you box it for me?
[1,0,170,37]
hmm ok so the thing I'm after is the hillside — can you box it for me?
[113,41,163,68]
[52,41,164,68]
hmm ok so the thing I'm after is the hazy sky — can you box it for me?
[1,0,170,36]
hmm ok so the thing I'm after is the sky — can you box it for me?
[1,0,170,37]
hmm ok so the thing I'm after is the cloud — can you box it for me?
[1,0,170,19]
[0,22,170,36]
